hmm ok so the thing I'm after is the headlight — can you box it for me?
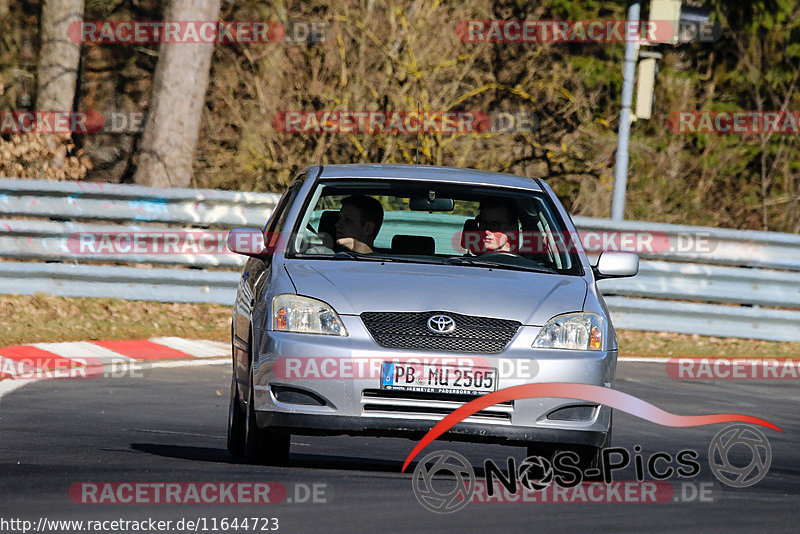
[532,312,604,350]
[272,294,348,336]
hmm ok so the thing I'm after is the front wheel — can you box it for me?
[226,373,246,456]
[526,415,612,481]
[525,443,603,482]
[244,363,290,465]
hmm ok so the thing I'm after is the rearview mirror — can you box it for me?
[227,227,270,258]
[409,197,455,212]
[594,251,639,279]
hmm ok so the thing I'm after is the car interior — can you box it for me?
[292,181,581,275]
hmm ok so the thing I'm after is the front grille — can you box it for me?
[361,311,520,353]
[361,389,513,423]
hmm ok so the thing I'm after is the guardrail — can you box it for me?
[0,178,279,227]
[1,177,799,342]
[572,215,800,271]
[0,262,239,304]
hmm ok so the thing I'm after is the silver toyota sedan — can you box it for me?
[226,164,638,466]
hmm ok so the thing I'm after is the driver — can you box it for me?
[475,198,519,253]
[335,195,384,254]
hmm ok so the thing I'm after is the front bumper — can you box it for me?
[257,412,607,448]
[251,316,616,448]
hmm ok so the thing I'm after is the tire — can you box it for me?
[226,372,246,457]
[526,414,612,481]
[243,362,290,465]
[525,443,602,482]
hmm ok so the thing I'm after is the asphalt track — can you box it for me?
[1,361,798,533]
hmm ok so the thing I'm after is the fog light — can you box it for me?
[547,404,598,422]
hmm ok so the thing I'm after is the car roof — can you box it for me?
[315,164,543,191]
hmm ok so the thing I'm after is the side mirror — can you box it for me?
[227,227,269,258]
[594,251,639,279]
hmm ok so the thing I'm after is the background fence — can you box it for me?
[1,177,799,341]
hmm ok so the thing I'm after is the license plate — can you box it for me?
[380,362,497,395]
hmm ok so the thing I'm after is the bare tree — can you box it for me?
[34,0,84,176]
[133,0,221,188]
[36,0,84,110]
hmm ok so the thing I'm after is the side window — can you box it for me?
[264,178,304,250]
[530,196,575,271]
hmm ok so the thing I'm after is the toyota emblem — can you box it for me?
[427,314,456,334]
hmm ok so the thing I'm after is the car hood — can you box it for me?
[283,260,587,326]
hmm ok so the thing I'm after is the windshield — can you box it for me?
[288,178,583,275]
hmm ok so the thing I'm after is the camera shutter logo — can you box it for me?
[412,450,475,513]
[427,314,456,334]
[708,424,772,488]
[518,455,555,491]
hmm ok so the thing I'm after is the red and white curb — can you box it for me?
[0,338,229,393]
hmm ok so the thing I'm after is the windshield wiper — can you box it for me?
[333,250,387,261]
[325,251,446,266]
[298,250,441,264]
[445,256,559,274]
[346,252,449,265]
[292,251,388,261]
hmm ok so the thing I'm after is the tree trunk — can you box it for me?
[36,0,84,110]
[133,0,222,188]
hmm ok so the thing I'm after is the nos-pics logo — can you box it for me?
[411,424,772,513]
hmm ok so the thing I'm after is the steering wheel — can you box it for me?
[305,222,346,252]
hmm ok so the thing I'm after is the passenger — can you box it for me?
[475,198,519,253]
[335,195,384,254]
